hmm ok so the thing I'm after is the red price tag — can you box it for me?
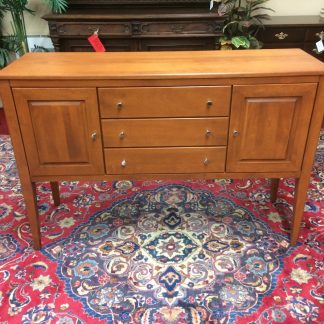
[88,34,106,52]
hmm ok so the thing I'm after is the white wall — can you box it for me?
[269,0,323,16]
[1,0,324,36]
[1,0,50,36]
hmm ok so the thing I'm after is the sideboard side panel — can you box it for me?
[0,81,41,249]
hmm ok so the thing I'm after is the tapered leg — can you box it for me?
[50,181,60,206]
[24,182,41,250]
[270,178,280,203]
[291,177,310,246]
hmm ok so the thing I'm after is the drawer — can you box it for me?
[140,37,217,51]
[99,86,231,118]
[303,43,324,62]
[262,42,304,49]
[140,21,221,35]
[259,27,305,43]
[105,147,226,174]
[55,22,131,36]
[305,27,324,42]
[61,38,137,52]
[102,118,229,147]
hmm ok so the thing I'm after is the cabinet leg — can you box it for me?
[24,182,41,250]
[291,177,309,246]
[50,181,60,206]
[270,178,280,203]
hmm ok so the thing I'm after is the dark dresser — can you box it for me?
[44,0,224,52]
[259,16,324,62]
[45,1,324,61]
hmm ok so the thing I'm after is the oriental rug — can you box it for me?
[0,133,323,324]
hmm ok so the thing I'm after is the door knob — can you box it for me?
[121,160,127,167]
[233,130,239,137]
[91,132,97,141]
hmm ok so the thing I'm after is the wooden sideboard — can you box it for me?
[0,49,323,250]
[259,16,324,61]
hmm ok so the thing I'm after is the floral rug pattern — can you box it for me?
[0,133,323,323]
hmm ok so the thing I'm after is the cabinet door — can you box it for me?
[227,83,317,172]
[13,88,104,176]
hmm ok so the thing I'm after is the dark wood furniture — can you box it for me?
[45,5,324,60]
[0,49,323,250]
[259,16,324,62]
[43,0,224,52]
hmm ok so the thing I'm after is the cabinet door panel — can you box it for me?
[227,83,317,172]
[13,88,104,176]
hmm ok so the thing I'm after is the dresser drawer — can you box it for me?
[259,27,305,43]
[140,21,221,35]
[304,43,324,61]
[102,117,229,147]
[305,27,324,42]
[98,86,231,118]
[55,22,131,36]
[105,147,226,174]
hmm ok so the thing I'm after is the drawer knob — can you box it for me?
[119,131,126,139]
[116,102,123,110]
[206,129,212,137]
[203,158,209,166]
[207,100,213,108]
[275,32,288,40]
[91,132,97,141]
[233,129,239,137]
[121,159,127,167]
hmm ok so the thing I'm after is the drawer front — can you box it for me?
[61,38,137,52]
[102,118,229,147]
[140,37,217,51]
[55,23,131,36]
[99,86,231,118]
[140,21,222,35]
[105,147,226,174]
[305,27,324,42]
[304,43,324,61]
[259,27,305,43]
[262,42,304,49]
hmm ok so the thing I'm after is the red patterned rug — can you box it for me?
[0,133,323,324]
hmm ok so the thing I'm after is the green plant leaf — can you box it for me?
[46,0,68,13]
[231,36,250,48]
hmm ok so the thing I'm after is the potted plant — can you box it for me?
[0,0,68,61]
[212,0,274,49]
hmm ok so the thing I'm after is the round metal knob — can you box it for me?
[203,158,209,166]
[119,131,126,139]
[121,160,127,167]
[206,129,212,137]
[207,100,213,108]
[233,130,239,137]
[116,102,123,110]
[91,132,97,141]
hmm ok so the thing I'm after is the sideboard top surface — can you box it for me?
[1,49,324,80]
[43,7,219,20]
